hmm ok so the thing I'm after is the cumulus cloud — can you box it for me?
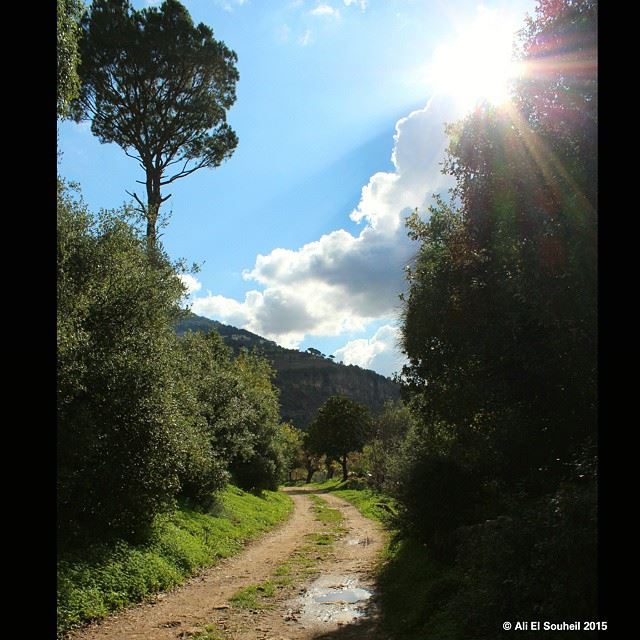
[334,325,406,378]
[190,95,461,357]
[179,273,202,297]
[311,4,341,18]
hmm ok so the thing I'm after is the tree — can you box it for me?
[365,400,414,489]
[176,332,287,494]
[228,350,286,492]
[275,423,305,483]
[57,181,188,543]
[300,437,323,484]
[73,0,239,251]
[307,396,371,481]
[172,330,238,508]
[57,0,84,118]
[393,0,597,628]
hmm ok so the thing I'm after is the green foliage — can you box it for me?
[73,0,239,246]
[228,351,287,491]
[446,477,598,638]
[57,181,187,543]
[175,332,289,498]
[307,395,372,481]
[58,182,290,545]
[364,400,415,489]
[377,538,463,639]
[391,0,598,630]
[57,486,292,637]
[275,422,305,481]
[173,330,244,507]
[298,431,324,483]
[398,0,597,504]
[57,0,84,118]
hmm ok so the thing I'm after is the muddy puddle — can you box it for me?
[286,575,375,627]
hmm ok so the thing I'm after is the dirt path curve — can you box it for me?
[217,488,386,640]
[68,492,321,640]
[68,488,387,640]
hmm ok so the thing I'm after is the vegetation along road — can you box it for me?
[67,488,386,640]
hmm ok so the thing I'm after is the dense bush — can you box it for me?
[363,400,415,489]
[57,182,187,543]
[228,352,286,491]
[58,182,292,545]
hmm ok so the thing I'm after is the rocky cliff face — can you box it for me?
[175,313,400,429]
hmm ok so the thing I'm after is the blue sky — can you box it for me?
[58,0,536,377]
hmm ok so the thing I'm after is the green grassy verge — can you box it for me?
[57,486,292,638]
[306,477,398,524]
[307,478,463,639]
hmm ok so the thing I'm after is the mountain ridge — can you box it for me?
[175,312,400,429]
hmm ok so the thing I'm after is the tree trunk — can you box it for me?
[145,166,162,255]
[341,455,348,482]
[146,210,158,252]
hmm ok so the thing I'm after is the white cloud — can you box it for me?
[190,95,460,363]
[178,273,202,296]
[334,325,406,378]
[191,291,252,329]
[343,0,367,10]
[311,4,341,18]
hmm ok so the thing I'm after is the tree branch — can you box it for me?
[125,190,147,212]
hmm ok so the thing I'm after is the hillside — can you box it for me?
[175,312,400,429]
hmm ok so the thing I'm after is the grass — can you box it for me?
[57,485,292,638]
[229,580,277,609]
[179,623,227,639]
[307,477,399,524]
[307,477,463,639]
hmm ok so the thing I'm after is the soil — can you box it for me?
[67,488,387,640]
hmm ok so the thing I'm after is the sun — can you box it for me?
[428,9,521,111]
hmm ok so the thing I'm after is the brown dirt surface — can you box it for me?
[67,487,387,640]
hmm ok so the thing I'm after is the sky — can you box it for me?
[58,0,537,378]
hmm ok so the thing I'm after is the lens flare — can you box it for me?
[428,9,521,111]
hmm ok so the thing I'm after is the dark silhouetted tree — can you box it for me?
[307,395,371,481]
[73,0,239,251]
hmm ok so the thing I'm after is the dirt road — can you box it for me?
[68,488,386,640]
